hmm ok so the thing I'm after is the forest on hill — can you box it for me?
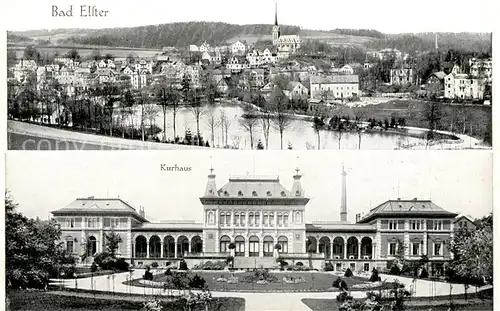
[54,22,301,48]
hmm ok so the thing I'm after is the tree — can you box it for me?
[312,116,325,149]
[449,215,493,284]
[23,45,41,63]
[205,108,219,147]
[270,87,292,150]
[65,49,81,61]
[104,231,122,257]
[423,101,443,148]
[189,89,205,145]
[6,191,75,289]
[353,108,366,149]
[239,117,258,149]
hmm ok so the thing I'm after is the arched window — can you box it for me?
[235,236,245,256]
[249,236,259,257]
[295,190,301,196]
[255,212,260,226]
[220,235,231,253]
[234,213,240,226]
[278,236,288,253]
[295,211,302,224]
[263,236,274,257]
[283,214,289,226]
[240,213,246,226]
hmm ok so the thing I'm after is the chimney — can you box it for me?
[413,197,418,201]
[340,164,347,222]
[355,213,361,223]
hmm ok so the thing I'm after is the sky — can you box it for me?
[3,0,495,33]
[5,151,492,223]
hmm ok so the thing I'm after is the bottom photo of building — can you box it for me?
[5,151,493,311]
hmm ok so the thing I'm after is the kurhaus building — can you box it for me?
[52,167,473,275]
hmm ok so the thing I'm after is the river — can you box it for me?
[124,103,425,150]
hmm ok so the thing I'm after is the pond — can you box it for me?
[126,102,426,150]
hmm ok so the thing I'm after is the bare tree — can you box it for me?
[219,109,226,148]
[239,116,259,149]
[205,108,219,147]
[353,107,366,150]
[143,102,160,138]
[189,89,205,145]
[312,116,325,150]
[260,100,273,149]
[270,88,292,150]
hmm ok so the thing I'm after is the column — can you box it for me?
[174,242,178,258]
[372,244,376,260]
[146,241,150,258]
[231,210,234,227]
[344,243,348,259]
[423,232,428,256]
[188,241,192,254]
[330,241,334,259]
[358,242,362,259]
[160,241,164,258]
[316,241,319,253]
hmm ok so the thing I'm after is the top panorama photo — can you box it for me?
[6,0,492,150]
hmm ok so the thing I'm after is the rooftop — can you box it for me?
[358,199,457,223]
[311,74,359,84]
[52,197,147,221]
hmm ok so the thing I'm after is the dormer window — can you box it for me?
[252,191,258,196]
[238,190,243,196]
[281,191,286,197]
[295,190,300,196]
[224,191,229,196]
[267,191,272,197]
[209,189,213,194]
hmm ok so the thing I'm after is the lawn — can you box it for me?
[7,289,245,311]
[151,271,391,292]
[301,298,493,311]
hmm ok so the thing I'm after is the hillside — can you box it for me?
[10,23,491,55]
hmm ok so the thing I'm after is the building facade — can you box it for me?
[53,168,459,274]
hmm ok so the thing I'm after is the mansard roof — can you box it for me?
[52,197,148,222]
[357,199,457,223]
[216,176,291,198]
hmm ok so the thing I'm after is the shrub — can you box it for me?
[225,256,234,265]
[151,262,159,268]
[390,264,401,275]
[143,270,153,281]
[115,258,130,271]
[370,267,381,282]
[420,267,428,279]
[296,262,304,266]
[165,268,172,276]
[333,277,349,291]
[344,268,353,277]
[324,262,334,272]
[179,260,188,270]
[90,262,98,273]
[336,291,349,302]
[189,274,206,289]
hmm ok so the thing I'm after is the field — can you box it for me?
[7,290,245,311]
[8,44,162,59]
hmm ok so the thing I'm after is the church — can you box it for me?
[272,2,302,56]
[52,166,469,275]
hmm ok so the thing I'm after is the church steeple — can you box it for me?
[274,1,278,26]
[272,1,281,46]
[204,166,218,196]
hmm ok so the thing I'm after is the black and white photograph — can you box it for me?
[4,151,494,310]
[5,0,493,150]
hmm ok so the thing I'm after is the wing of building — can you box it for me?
[53,169,461,275]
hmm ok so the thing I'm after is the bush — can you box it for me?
[189,274,206,289]
[344,268,353,277]
[165,268,172,276]
[332,277,349,291]
[90,262,98,273]
[225,256,234,265]
[336,291,350,302]
[151,262,159,268]
[179,260,188,270]
[143,271,153,281]
[324,262,334,272]
[115,258,130,271]
[92,251,128,271]
[418,267,428,279]
[390,265,401,275]
[296,262,304,266]
[370,268,381,282]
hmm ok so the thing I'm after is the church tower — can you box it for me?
[204,167,218,196]
[272,1,280,46]
[291,167,304,197]
[340,164,348,222]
